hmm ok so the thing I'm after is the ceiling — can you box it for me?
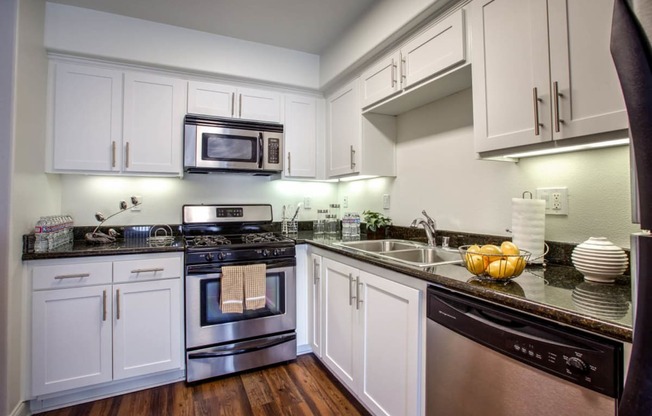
[47,0,379,55]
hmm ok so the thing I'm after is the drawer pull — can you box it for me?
[102,289,107,321]
[54,273,90,280]
[130,267,164,274]
[116,289,121,320]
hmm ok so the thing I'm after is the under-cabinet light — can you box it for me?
[338,175,379,182]
[503,138,630,158]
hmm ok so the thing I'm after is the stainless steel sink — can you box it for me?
[337,239,426,252]
[335,239,462,268]
[380,248,462,267]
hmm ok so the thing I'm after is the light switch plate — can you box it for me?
[382,194,391,210]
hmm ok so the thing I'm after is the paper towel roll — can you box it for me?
[512,198,546,264]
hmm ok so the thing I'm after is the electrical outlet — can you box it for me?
[131,195,142,212]
[382,194,391,210]
[343,195,349,208]
[536,187,568,215]
[303,197,311,209]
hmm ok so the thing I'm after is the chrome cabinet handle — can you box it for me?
[349,273,355,306]
[238,93,242,118]
[553,81,563,133]
[102,289,107,321]
[54,273,90,280]
[116,289,121,320]
[401,55,407,84]
[125,142,130,168]
[130,267,164,274]
[111,141,116,168]
[350,145,356,170]
[532,87,543,136]
[355,277,363,310]
[313,259,320,284]
[288,152,291,175]
[391,60,397,87]
[231,93,235,117]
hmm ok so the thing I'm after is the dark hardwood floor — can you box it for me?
[39,354,371,416]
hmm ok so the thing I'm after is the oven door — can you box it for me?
[194,126,262,170]
[185,259,296,349]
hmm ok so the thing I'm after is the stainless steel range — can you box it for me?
[182,204,296,382]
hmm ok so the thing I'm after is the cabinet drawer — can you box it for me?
[113,255,182,283]
[33,261,113,290]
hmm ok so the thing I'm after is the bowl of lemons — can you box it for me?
[459,241,531,281]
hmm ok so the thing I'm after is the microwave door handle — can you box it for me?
[258,133,264,168]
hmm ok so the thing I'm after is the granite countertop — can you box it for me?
[22,237,185,260]
[304,235,633,343]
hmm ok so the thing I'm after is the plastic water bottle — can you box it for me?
[352,213,361,239]
[342,213,352,238]
[34,217,48,252]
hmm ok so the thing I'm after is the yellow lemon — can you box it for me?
[480,244,503,267]
[500,241,520,256]
[465,253,485,274]
[487,259,516,279]
[507,256,527,275]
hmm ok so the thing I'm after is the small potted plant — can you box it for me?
[362,210,392,240]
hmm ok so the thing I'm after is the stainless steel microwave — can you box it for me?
[184,114,283,175]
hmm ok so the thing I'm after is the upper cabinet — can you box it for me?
[360,9,470,115]
[187,81,281,123]
[49,61,186,176]
[326,78,396,179]
[471,0,627,154]
[284,94,322,179]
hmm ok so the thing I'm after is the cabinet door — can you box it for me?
[123,72,185,174]
[113,279,182,380]
[187,80,236,117]
[360,51,401,108]
[52,63,122,172]
[32,285,112,395]
[327,79,361,177]
[471,0,552,152]
[237,87,282,122]
[308,253,322,357]
[401,9,466,89]
[321,258,357,388]
[284,95,317,178]
[548,0,627,141]
[356,271,420,416]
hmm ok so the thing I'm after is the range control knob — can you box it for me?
[217,252,226,261]
[262,249,270,257]
[205,253,214,262]
[566,357,588,374]
[272,249,280,257]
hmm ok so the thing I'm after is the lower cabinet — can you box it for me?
[30,253,183,397]
[320,256,420,416]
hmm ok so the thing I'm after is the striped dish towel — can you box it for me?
[220,265,244,314]
[244,264,267,310]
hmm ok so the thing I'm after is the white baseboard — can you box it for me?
[297,344,313,355]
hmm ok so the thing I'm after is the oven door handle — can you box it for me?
[186,259,297,275]
[187,333,296,359]
[258,132,264,168]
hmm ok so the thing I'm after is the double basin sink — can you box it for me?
[335,239,462,269]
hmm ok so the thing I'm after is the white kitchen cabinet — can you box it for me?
[51,62,123,172]
[30,253,184,397]
[122,72,186,174]
[327,78,396,179]
[308,253,322,357]
[284,94,319,178]
[321,257,420,416]
[49,61,186,175]
[471,0,627,153]
[361,9,467,111]
[113,279,181,380]
[187,80,281,122]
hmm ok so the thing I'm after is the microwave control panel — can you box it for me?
[268,138,280,164]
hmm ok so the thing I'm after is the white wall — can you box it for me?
[339,88,638,248]
[0,0,17,413]
[59,175,338,226]
[44,2,321,91]
[320,0,455,89]
[10,0,60,411]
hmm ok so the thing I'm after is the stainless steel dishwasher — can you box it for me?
[426,285,623,416]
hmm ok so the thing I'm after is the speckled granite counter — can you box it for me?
[22,238,184,260]
[304,236,633,343]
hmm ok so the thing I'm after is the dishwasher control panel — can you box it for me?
[427,286,623,398]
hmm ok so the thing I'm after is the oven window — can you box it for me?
[202,133,257,163]
[200,271,286,326]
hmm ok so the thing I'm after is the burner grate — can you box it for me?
[190,235,232,246]
[242,232,285,244]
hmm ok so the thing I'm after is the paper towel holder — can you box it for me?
[522,191,534,199]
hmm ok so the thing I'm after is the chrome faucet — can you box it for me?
[410,210,437,246]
